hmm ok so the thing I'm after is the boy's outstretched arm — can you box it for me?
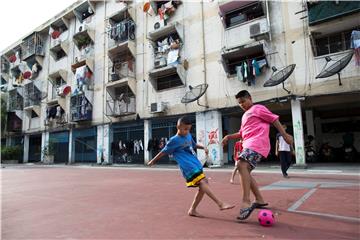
[221,133,241,146]
[196,144,209,155]
[273,120,293,145]
[148,152,167,166]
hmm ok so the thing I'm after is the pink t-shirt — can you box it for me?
[239,104,279,158]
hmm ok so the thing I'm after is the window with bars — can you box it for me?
[314,29,355,57]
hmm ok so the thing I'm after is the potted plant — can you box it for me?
[42,141,56,164]
[1,146,23,164]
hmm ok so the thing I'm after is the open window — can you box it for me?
[8,88,23,111]
[219,1,264,29]
[221,43,268,79]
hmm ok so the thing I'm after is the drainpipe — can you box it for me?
[265,0,272,41]
[200,1,209,108]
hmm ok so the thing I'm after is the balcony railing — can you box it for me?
[21,33,45,60]
[8,89,23,111]
[108,19,135,49]
[24,83,42,108]
[70,94,92,121]
[106,97,136,116]
[108,60,135,82]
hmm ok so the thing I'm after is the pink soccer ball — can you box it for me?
[258,209,275,227]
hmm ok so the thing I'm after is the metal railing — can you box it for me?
[108,60,135,82]
[70,94,92,121]
[107,19,135,49]
[106,97,136,116]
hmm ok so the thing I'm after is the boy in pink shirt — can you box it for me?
[222,90,293,220]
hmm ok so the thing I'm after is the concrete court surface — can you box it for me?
[1,165,360,240]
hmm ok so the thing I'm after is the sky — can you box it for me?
[0,0,76,52]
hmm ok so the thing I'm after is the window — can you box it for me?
[157,74,183,91]
[314,29,356,56]
[224,2,264,28]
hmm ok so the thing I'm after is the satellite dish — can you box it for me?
[263,64,296,94]
[315,51,354,86]
[181,83,208,108]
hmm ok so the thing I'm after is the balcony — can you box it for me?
[45,104,67,127]
[70,93,92,122]
[48,70,68,102]
[21,32,45,61]
[73,0,95,24]
[221,41,267,77]
[108,7,136,60]
[8,88,23,111]
[7,48,22,71]
[106,85,136,117]
[307,1,360,26]
[23,82,43,115]
[71,46,94,73]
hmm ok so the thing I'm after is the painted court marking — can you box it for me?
[261,180,360,222]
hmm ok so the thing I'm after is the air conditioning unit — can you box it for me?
[154,16,166,30]
[249,21,269,39]
[150,102,165,113]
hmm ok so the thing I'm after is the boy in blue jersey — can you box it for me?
[148,116,235,217]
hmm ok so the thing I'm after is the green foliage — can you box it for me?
[1,146,23,161]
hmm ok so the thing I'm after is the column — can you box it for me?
[23,135,29,163]
[144,119,152,163]
[68,129,74,164]
[41,131,50,163]
[97,124,110,164]
[196,110,223,167]
[291,99,306,167]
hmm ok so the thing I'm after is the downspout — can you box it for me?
[200,1,208,108]
[265,0,272,41]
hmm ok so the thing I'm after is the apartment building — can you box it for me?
[1,0,359,165]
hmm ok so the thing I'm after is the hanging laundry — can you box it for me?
[252,59,261,76]
[236,65,243,81]
[139,139,144,151]
[167,49,179,65]
[350,30,360,66]
[243,61,248,79]
[257,59,267,69]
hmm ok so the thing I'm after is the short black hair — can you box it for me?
[235,90,251,99]
[178,116,192,126]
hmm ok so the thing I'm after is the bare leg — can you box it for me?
[230,166,237,184]
[238,160,252,208]
[199,179,235,210]
[250,176,266,204]
[188,188,205,217]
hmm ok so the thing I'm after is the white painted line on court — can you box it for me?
[288,188,318,212]
[292,210,360,222]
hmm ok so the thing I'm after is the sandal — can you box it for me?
[237,205,256,220]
